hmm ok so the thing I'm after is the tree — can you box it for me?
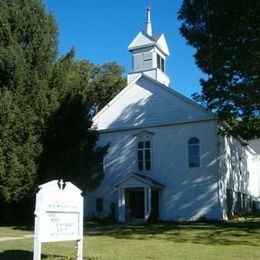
[39,51,125,192]
[0,0,126,217]
[39,52,117,192]
[0,0,57,203]
[50,50,126,113]
[90,62,126,111]
[39,94,108,192]
[178,0,260,140]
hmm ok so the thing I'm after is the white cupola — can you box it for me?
[127,7,170,87]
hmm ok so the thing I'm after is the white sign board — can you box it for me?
[42,211,79,241]
[33,180,84,260]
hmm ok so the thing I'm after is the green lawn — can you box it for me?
[0,220,259,259]
[0,226,33,238]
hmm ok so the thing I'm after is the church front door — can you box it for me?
[126,188,145,220]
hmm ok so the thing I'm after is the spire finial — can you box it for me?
[146,7,152,36]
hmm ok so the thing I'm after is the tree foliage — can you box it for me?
[89,62,126,110]
[39,52,125,192]
[0,0,126,206]
[0,0,57,202]
[178,0,260,140]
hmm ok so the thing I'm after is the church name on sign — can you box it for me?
[44,211,80,239]
[47,201,79,211]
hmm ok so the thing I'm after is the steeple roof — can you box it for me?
[128,31,156,50]
[154,33,170,56]
[128,32,169,56]
[128,8,169,56]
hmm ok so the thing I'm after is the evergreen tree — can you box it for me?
[0,0,126,217]
[178,0,260,140]
[0,0,57,203]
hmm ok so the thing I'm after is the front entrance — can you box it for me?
[115,173,164,223]
[126,188,144,220]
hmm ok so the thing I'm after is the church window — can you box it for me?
[188,137,200,167]
[157,54,165,72]
[137,140,151,171]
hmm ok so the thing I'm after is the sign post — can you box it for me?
[33,180,84,260]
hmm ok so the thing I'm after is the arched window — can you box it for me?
[188,137,200,168]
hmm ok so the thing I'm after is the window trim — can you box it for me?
[188,137,200,168]
[135,131,154,173]
[137,140,152,172]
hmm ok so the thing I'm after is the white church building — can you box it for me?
[86,9,260,222]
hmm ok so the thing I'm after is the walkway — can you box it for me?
[0,234,33,242]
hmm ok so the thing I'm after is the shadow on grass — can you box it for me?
[0,250,99,260]
[12,226,34,232]
[0,225,34,233]
[0,250,36,260]
[0,250,72,260]
[85,221,260,247]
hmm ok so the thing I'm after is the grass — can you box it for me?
[0,219,259,259]
[0,226,33,238]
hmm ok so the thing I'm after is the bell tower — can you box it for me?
[127,8,170,87]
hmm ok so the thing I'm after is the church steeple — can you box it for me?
[145,7,152,36]
[127,8,170,87]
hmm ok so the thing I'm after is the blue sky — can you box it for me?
[45,0,206,98]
